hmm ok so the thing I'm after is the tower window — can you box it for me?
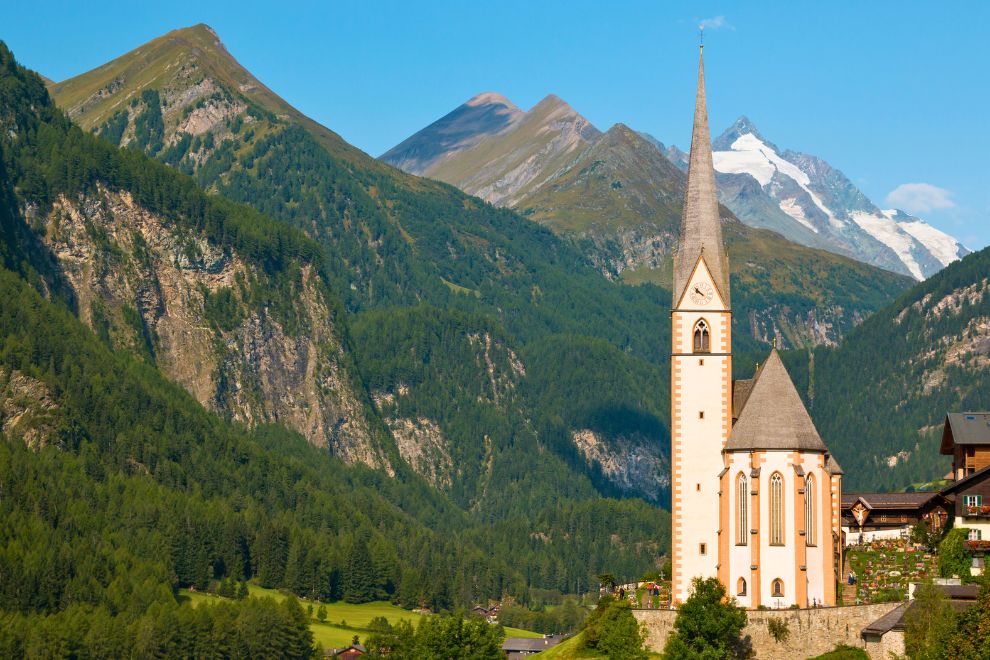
[693,319,711,353]
[696,483,701,492]
[699,411,705,419]
[772,578,784,598]
[699,358,704,366]
[770,472,784,546]
[737,473,748,545]
[699,543,707,555]
[737,577,747,596]
[805,474,816,546]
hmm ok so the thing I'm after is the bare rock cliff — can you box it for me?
[30,185,389,471]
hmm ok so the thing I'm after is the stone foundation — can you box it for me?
[634,603,901,659]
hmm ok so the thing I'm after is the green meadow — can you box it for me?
[179,585,540,649]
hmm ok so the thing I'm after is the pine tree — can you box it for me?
[343,538,375,604]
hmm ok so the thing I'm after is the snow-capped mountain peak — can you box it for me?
[704,121,969,280]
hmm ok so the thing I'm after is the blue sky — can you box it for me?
[3,1,988,248]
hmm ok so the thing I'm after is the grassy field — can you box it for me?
[179,585,540,649]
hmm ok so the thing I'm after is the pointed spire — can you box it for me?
[673,45,730,307]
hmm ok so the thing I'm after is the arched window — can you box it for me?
[772,578,784,598]
[737,577,747,597]
[770,472,784,546]
[693,319,711,353]
[737,473,748,545]
[805,474,815,546]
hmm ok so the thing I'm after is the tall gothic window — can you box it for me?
[737,473,748,545]
[805,474,815,546]
[770,472,784,546]
[737,577,747,597]
[693,319,710,353]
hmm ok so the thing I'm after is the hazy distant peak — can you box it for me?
[465,92,518,109]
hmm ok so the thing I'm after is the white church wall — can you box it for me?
[758,451,798,608]
[726,452,753,608]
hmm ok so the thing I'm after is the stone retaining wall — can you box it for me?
[634,603,902,659]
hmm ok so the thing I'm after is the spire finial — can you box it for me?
[772,337,777,349]
[699,24,704,48]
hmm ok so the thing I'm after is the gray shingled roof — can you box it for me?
[724,349,827,453]
[940,412,990,454]
[673,46,730,308]
[841,492,942,510]
[825,453,844,476]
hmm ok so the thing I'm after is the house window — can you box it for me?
[772,579,784,598]
[699,543,707,555]
[969,529,983,541]
[693,319,711,353]
[965,495,983,508]
[737,473,748,545]
[770,472,784,545]
[805,474,815,546]
[737,577,747,597]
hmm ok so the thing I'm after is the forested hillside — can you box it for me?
[0,40,671,652]
[785,244,990,490]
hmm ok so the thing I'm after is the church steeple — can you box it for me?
[673,45,730,307]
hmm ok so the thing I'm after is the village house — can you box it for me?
[841,491,949,545]
[940,412,990,479]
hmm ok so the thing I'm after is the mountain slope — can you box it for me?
[48,25,677,504]
[420,94,602,206]
[12,42,392,469]
[705,117,969,280]
[380,92,524,175]
[783,244,990,490]
[383,93,913,348]
[0,40,669,637]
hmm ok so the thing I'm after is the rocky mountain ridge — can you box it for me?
[384,92,913,349]
[672,116,970,280]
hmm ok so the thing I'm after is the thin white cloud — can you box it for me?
[885,183,956,214]
[699,16,734,31]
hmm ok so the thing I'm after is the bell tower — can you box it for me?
[669,43,732,604]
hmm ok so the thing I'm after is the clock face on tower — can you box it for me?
[689,281,714,306]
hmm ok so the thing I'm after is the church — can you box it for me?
[669,45,844,608]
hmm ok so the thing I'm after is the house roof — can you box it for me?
[724,349,827,453]
[940,412,990,455]
[841,492,943,510]
[861,602,910,637]
[940,464,990,496]
[673,46,730,308]
[863,585,980,641]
